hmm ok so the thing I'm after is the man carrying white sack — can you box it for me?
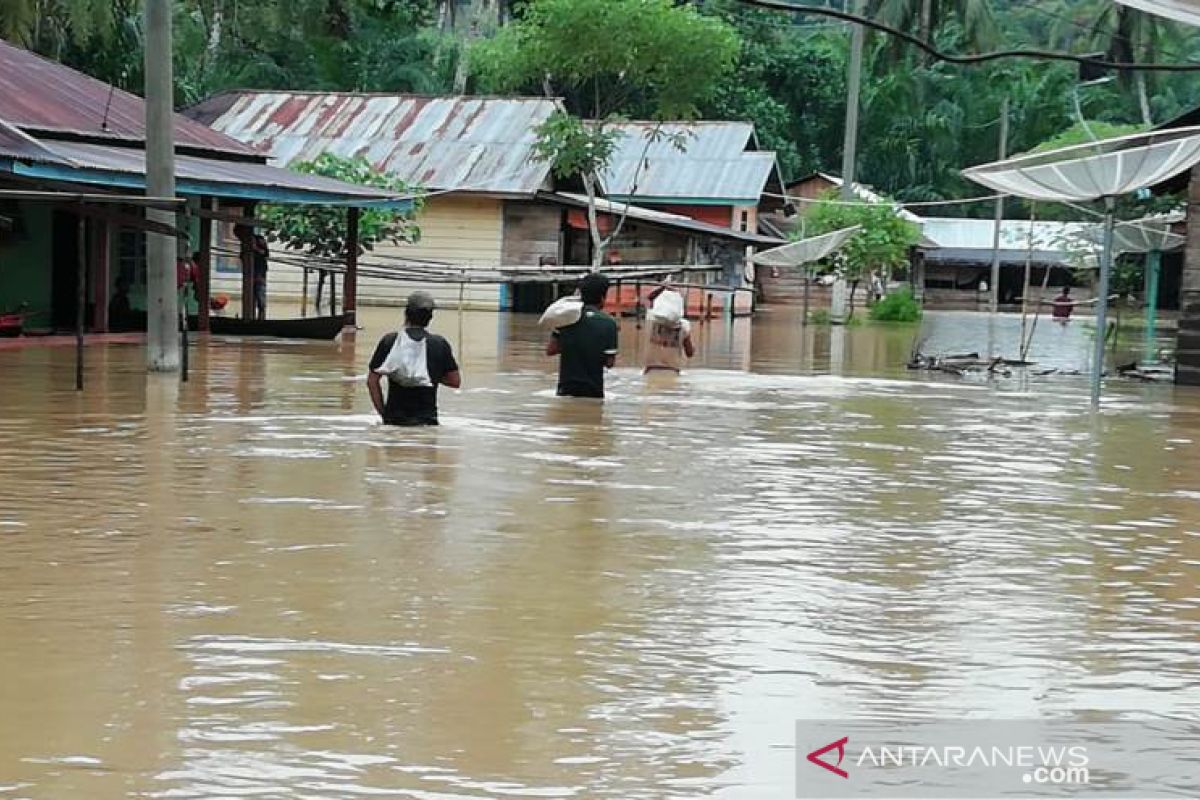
[644,284,695,374]
[367,291,461,426]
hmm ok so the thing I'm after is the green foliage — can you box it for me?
[697,2,847,179]
[807,308,832,325]
[804,192,921,283]
[869,287,923,322]
[1028,121,1145,153]
[471,0,738,119]
[259,154,421,259]
[11,1,451,105]
[472,0,736,265]
[532,112,623,183]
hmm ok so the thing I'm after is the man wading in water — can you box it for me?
[546,272,619,398]
[367,291,461,425]
[643,284,694,374]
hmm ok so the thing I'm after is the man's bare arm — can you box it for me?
[366,372,386,418]
[441,370,462,389]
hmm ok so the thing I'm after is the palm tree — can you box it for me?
[1090,4,1185,126]
[873,0,998,56]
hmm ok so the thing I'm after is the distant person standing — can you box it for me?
[1052,286,1074,321]
[644,285,694,374]
[252,234,270,320]
[367,291,461,426]
[546,272,618,398]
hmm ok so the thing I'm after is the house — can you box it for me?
[0,41,407,335]
[595,121,786,315]
[757,172,926,305]
[187,92,785,316]
[917,217,1106,309]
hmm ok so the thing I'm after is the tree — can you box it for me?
[259,154,422,258]
[805,192,920,318]
[874,0,998,56]
[698,1,847,179]
[471,0,739,267]
[1089,4,1185,126]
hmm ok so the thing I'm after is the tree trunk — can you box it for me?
[1136,71,1153,126]
[203,0,223,79]
[583,172,605,270]
[919,0,933,64]
[848,279,859,320]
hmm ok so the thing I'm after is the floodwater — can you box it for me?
[1,308,1198,799]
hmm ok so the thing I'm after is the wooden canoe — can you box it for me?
[190,315,346,340]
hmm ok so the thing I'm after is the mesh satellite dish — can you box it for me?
[1070,214,1185,254]
[751,226,861,268]
[962,126,1200,406]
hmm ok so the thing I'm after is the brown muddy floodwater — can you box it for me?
[1,308,1199,799]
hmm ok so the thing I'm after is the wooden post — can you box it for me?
[1145,249,1161,363]
[239,211,254,319]
[345,207,360,328]
[635,280,642,330]
[91,219,110,333]
[705,292,714,322]
[329,271,337,316]
[197,197,213,332]
[75,211,86,391]
[301,269,310,318]
[1171,165,1200,383]
[802,266,811,326]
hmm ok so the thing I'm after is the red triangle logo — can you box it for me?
[806,736,849,779]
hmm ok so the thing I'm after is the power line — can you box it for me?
[733,0,1200,71]
[1004,0,1200,69]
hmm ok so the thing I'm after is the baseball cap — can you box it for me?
[406,290,436,311]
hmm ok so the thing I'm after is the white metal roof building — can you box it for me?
[599,121,783,205]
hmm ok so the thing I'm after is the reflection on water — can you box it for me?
[1,308,1198,799]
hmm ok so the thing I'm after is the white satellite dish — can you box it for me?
[751,226,861,268]
[962,126,1200,406]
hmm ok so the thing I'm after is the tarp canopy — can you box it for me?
[750,226,860,268]
[1114,0,1200,26]
[962,126,1200,201]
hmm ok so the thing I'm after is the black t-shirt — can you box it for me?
[553,305,619,398]
[369,328,458,425]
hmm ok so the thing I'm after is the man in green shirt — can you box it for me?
[546,272,619,398]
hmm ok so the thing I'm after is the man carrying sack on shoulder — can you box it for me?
[644,284,694,374]
[367,291,461,426]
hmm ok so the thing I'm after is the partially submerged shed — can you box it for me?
[0,40,408,334]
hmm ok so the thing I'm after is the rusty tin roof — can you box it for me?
[188,92,561,195]
[0,39,256,156]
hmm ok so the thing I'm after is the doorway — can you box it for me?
[51,211,86,331]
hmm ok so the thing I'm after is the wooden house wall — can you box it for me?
[211,194,505,310]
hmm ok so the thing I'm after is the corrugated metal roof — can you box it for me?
[0,39,256,155]
[920,217,1101,252]
[5,139,410,207]
[0,118,69,164]
[600,121,778,202]
[604,152,778,204]
[804,173,926,223]
[188,92,560,195]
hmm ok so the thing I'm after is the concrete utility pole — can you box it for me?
[839,0,866,201]
[988,96,1009,313]
[144,0,179,371]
